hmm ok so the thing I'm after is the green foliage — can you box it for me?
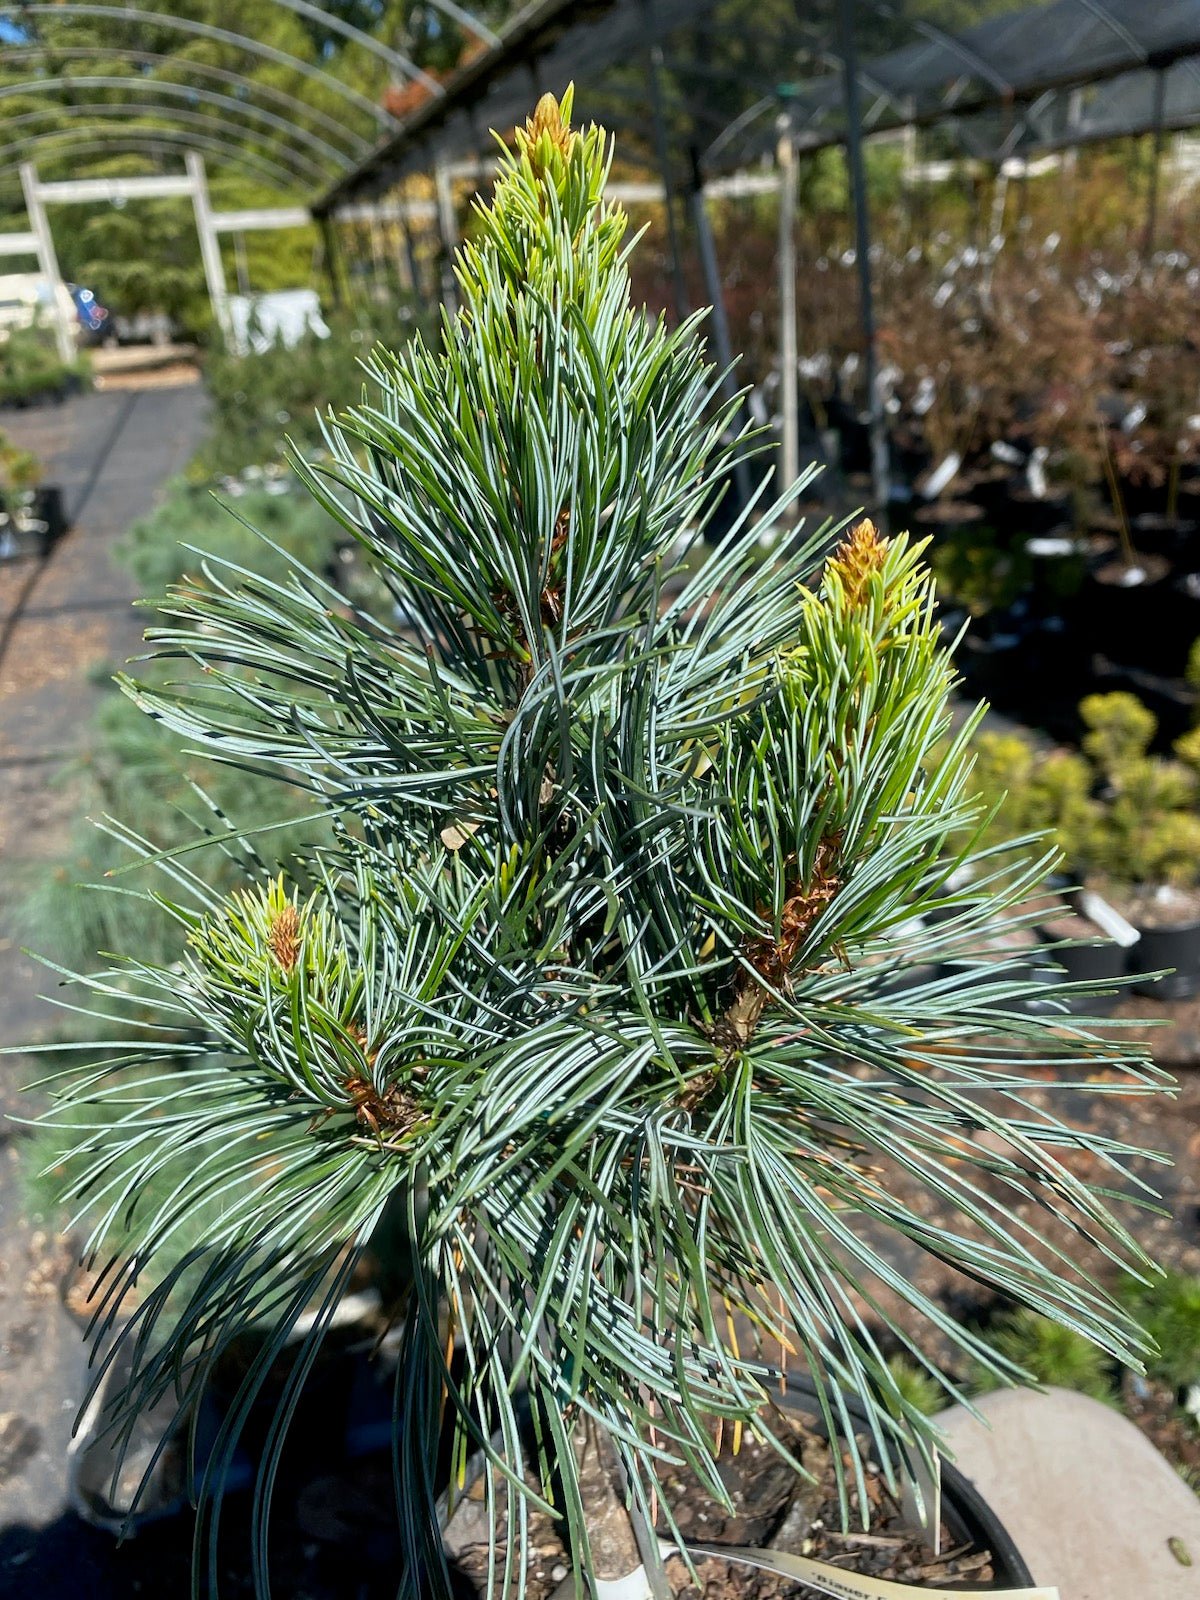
[967,692,1200,893]
[1117,1272,1200,1392]
[190,300,427,478]
[0,429,39,491]
[929,526,1030,617]
[118,480,344,594]
[63,175,320,338]
[76,195,209,333]
[1080,691,1157,774]
[1078,694,1200,891]
[885,1355,945,1418]
[32,92,1165,1600]
[0,321,89,406]
[968,730,1094,862]
[0,0,487,330]
[978,1308,1117,1402]
[26,165,321,338]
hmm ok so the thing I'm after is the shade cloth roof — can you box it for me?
[313,0,1200,214]
[716,0,1200,169]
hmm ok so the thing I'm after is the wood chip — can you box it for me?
[440,818,480,850]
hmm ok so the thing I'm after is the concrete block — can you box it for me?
[934,1386,1200,1598]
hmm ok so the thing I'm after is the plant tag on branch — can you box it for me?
[666,1542,1059,1600]
[1078,889,1140,948]
[921,453,960,500]
[1026,446,1049,500]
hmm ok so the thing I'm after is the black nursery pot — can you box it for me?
[835,415,872,475]
[1087,658,1196,748]
[1025,535,1088,614]
[444,1373,1035,1596]
[774,1375,1035,1589]
[1036,923,1126,1014]
[893,434,932,491]
[1078,559,1174,674]
[1047,937,1126,986]
[31,483,68,551]
[1004,488,1073,539]
[1128,917,1200,1000]
[956,625,1041,711]
[1132,512,1198,561]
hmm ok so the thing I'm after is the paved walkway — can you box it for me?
[0,384,208,1052]
[0,384,207,1571]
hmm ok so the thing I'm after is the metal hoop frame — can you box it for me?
[0,127,305,192]
[0,83,346,178]
[4,0,442,97]
[0,52,364,161]
[3,4,395,128]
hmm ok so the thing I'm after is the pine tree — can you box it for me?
[38,90,1163,1597]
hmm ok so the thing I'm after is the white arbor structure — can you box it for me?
[0,0,496,354]
[0,153,442,356]
[5,153,314,358]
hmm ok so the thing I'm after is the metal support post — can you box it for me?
[19,162,74,365]
[642,0,688,326]
[397,201,428,311]
[836,0,889,519]
[389,218,412,294]
[368,207,388,297]
[1144,70,1167,255]
[233,231,250,296]
[320,214,344,311]
[1061,87,1082,216]
[688,146,751,515]
[989,164,1009,243]
[901,101,918,251]
[777,119,798,499]
[186,151,231,347]
[434,162,459,316]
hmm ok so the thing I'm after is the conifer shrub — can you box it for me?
[1077,693,1200,897]
[977,1309,1118,1404]
[33,92,1166,1597]
[1117,1271,1200,1392]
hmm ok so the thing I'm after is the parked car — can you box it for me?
[70,284,109,343]
[110,308,177,346]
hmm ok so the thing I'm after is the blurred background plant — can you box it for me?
[975,1309,1119,1404]
[0,319,90,406]
[190,300,427,480]
[0,428,39,492]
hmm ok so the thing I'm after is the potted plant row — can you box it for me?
[967,690,1200,1001]
[0,430,67,559]
[32,92,1162,1599]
